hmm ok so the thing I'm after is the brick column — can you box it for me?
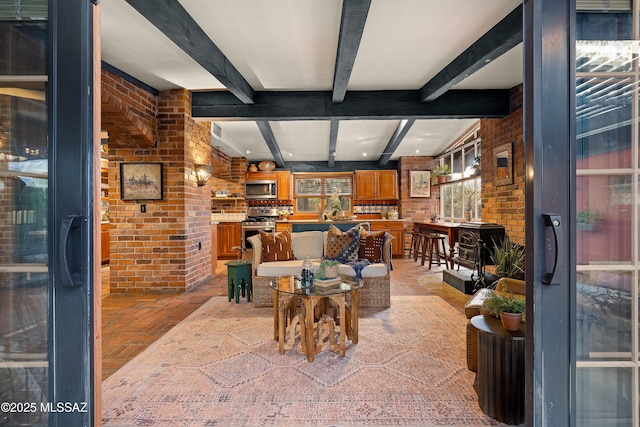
[109,89,213,293]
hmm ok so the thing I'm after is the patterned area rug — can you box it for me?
[102,296,498,427]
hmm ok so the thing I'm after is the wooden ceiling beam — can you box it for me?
[378,119,415,166]
[192,89,511,120]
[125,0,254,104]
[332,0,372,103]
[328,120,339,167]
[419,5,523,102]
[256,121,286,168]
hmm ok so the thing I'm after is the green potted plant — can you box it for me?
[490,236,525,280]
[316,259,340,279]
[482,284,526,331]
[433,164,451,184]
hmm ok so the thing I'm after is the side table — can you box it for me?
[470,315,525,425]
[225,260,252,303]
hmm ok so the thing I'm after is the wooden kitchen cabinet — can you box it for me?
[217,222,242,259]
[101,222,110,264]
[355,170,398,200]
[370,220,405,257]
[211,223,218,274]
[276,222,292,233]
[276,171,292,200]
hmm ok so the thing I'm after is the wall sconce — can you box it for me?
[195,164,213,187]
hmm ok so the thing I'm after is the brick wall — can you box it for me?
[108,88,213,293]
[210,157,248,213]
[101,69,157,147]
[398,156,440,253]
[479,85,525,245]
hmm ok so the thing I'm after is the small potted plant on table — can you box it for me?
[482,287,526,331]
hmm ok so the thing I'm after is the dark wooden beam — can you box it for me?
[328,120,339,167]
[332,0,371,103]
[378,119,415,166]
[124,0,254,104]
[192,89,511,120]
[420,6,523,102]
[255,121,286,168]
[286,160,398,173]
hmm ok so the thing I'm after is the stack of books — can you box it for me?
[313,277,342,288]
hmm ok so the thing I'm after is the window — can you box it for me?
[293,174,353,216]
[438,128,482,221]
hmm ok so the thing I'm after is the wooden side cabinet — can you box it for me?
[211,223,218,274]
[217,222,242,259]
[276,171,291,200]
[276,222,292,233]
[370,221,404,257]
[101,222,109,264]
[355,170,398,200]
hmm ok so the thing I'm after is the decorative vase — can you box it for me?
[248,163,258,172]
[501,312,522,331]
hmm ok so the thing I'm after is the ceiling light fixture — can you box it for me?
[362,152,367,157]
[195,164,213,187]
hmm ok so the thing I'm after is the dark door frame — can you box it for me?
[524,0,576,425]
[48,0,97,425]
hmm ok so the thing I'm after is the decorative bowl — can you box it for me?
[258,161,275,171]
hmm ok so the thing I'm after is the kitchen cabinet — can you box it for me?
[355,170,398,200]
[370,220,405,257]
[101,222,110,264]
[276,222,292,233]
[211,223,218,274]
[217,222,242,259]
[276,171,292,200]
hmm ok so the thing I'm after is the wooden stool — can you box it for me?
[413,232,429,262]
[225,260,252,303]
[427,234,448,269]
[408,230,420,259]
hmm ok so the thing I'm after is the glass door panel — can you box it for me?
[0,18,49,426]
[576,2,638,425]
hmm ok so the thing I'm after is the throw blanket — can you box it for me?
[344,258,371,281]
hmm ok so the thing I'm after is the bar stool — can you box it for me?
[408,230,421,260]
[414,232,430,262]
[427,234,448,269]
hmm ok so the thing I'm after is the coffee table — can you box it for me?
[270,276,362,362]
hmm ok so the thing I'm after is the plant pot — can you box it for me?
[324,265,340,279]
[500,312,522,331]
[437,175,448,184]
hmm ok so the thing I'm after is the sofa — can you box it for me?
[463,277,526,371]
[247,227,394,308]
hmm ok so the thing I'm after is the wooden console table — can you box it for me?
[471,315,525,425]
[413,222,460,269]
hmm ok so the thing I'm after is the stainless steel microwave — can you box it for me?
[245,180,277,200]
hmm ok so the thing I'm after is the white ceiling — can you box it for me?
[100,0,523,163]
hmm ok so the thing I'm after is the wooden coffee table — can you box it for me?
[270,276,362,362]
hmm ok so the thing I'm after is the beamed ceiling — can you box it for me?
[100,0,523,168]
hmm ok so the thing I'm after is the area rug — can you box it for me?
[102,296,498,427]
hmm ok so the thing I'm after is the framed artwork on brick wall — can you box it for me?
[410,170,431,198]
[120,162,163,200]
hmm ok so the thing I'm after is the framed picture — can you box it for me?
[120,162,163,200]
[410,170,431,198]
